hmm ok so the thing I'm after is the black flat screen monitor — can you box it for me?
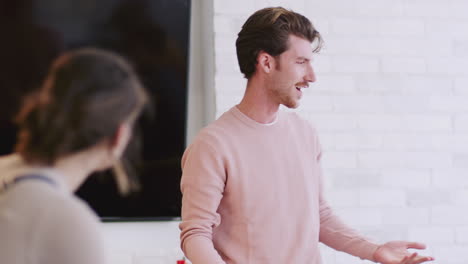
[0,0,191,220]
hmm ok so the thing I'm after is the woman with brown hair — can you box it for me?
[0,48,148,264]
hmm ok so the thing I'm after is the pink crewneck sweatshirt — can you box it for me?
[180,107,379,264]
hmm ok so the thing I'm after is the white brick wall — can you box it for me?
[210,0,468,263]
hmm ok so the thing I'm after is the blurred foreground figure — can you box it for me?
[0,48,148,264]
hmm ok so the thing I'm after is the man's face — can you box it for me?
[267,35,316,109]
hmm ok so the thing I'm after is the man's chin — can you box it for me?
[283,101,300,109]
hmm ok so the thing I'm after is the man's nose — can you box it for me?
[305,63,316,83]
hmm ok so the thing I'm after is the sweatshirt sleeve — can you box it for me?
[179,138,227,264]
[315,139,380,261]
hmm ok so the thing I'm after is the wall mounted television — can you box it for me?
[0,0,191,220]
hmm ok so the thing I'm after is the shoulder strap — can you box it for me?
[1,174,56,192]
[13,174,56,186]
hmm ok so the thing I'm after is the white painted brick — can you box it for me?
[327,169,382,188]
[358,151,452,169]
[435,246,468,263]
[454,77,468,95]
[306,17,331,37]
[451,189,468,205]
[453,153,468,168]
[403,0,450,17]
[300,95,334,112]
[333,95,386,113]
[378,19,425,36]
[321,151,357,169]
[214,0,255,15]
[394,37,452,57]
[407,189,453,207]
[431,206,468,225]
[215,53,241,75]
[449,1,468,19]
[304,1,358,17]
[332,56,380,73]
[359,189,406,207]
[215,75,246,94]
[326,37,451,57]
[330,18,378,35]
[325,36,451,57]
[134,256,174,264]
[213,15,244,35]
[428,95,468,112]
[323,37,381,55]
[455,226,468,243]
[401,76,454,95]
[383,96,432,113]
[356,75,453,95]
[214,34,237,55]
[382,134,436,151]
[320,133,382,150]
[335,251,366,264]
[382,208,430,225]
[355,0,403,17]
[317,134,336,150]
[308,114,358,131]
[107,252,133,264]
[432,168,468,188]
[381,134,468,153]
[355,75,401,94]
[408,227,455,244]
[426,20,468,38]
[215,94,243,113]
[381,169,431,189]
[312,74,356,94]
[254,0,306,11]
[382,57,426,73]
[357,115,402,131]
[455,39,468,57]
[313,54,333,74]
[358,226,408,243]
[399,115,452,132]
[319,244,337,264]
[327,190,359,207]
[454,115,468,132]
[427,58,468,75]
[213,16,232,34]
[433,134,468,152]
[335,208,384,226]
[357,114,452,132]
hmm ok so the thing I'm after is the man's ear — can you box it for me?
[257,51,274,74]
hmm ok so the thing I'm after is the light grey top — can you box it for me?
[0,154,106,264]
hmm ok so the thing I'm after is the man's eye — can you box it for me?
[297,61,305,64]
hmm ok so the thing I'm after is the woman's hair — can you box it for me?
[15,48,148,193]
[236,7,323,79]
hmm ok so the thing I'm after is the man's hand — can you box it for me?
[373,241,435,264]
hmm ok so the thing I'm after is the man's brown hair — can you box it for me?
[236,7,323,79]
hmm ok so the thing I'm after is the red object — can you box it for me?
[177,260,185,264]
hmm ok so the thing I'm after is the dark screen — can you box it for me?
[0,0,190,220]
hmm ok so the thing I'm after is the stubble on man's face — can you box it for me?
[267,56,302,109]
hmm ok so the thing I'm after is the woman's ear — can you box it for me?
[109,122,132,160]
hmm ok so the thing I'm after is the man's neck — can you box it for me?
[237,79,279,124]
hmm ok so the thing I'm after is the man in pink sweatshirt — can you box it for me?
[180,7,434,264]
